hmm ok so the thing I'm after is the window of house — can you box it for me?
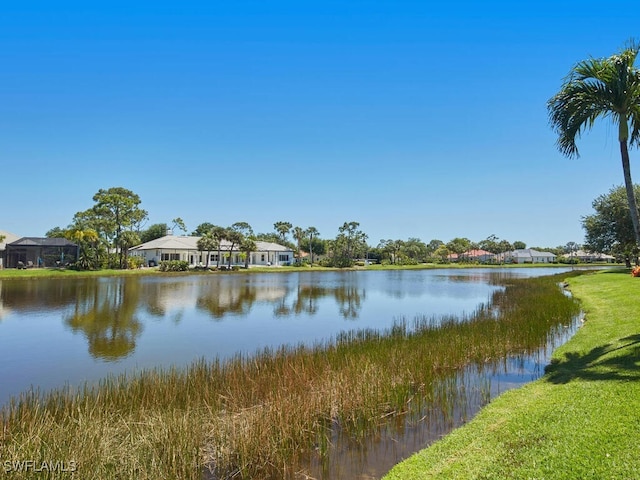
[279,254,289,262]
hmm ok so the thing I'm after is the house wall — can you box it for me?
[131,248,294,267]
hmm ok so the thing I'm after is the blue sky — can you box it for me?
[2,1,639,248]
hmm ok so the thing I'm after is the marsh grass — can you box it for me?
[0,272,582,479]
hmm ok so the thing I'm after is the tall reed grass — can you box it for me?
[0,272,583,479]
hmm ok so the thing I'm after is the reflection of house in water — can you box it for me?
[196,276,288,318]
[0,281,12,320]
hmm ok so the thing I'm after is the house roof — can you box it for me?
[129,235,292,252]
[511,249,556,258]
[7,237,78,247]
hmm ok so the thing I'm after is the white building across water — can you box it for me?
[128,234,294,267]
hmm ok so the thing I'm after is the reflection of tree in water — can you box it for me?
[66,278,143,360]
[334,286,364,320]
[273,285,364,320]
[291,285,326,315]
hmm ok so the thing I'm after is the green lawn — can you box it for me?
[384,269,640,479]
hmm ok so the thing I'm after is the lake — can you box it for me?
[0,267,574,408]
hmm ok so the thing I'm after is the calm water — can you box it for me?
[0,267,575,408]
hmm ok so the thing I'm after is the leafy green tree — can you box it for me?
[75,187,148,269]
[210,225,227,269]
[197,232,217,267]
[329,222,368,268]
[273,221,292,244]
[192,222,215,236]
[583,184,640,266]
[171,218,187,235]
[548,42,640,246]
[140,223,169,243]
[255,232,281,244]
[119,230,141,267]
[402,238,428,263]
[46,227,66,238]
[446,237,472,261]
[378,239,404,264]
[230,221,254,238]
[513,240,527,250]
[65,228,101,270]
[434,244,451,263]
[225,228,244,268]
[240,236,257,268]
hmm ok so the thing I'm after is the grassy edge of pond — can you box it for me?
[0,270,583,479]
[384,268,640,480]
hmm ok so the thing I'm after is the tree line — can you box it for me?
[39,186,588,271]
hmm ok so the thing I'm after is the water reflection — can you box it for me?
[0,268,584,408]
[66,279,143,360]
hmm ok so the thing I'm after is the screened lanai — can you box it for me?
[5,237,79,268]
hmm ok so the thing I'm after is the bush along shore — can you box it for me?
[384,269,640,479]
[0,272,582,479]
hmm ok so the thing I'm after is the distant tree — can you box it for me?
[434,245,451,263]
[513,240,527,250]
[273,221,292,244]
[583,184,640,266]
[446,237,472,261]
[46,227,66,238]
[377,239,404,264]
[230,222,254,238]
[329,221,368,268]
[75,187,148,269]
[119,230,141,267]
[304,226,320,265]
[300,235,325,262]
[255,232,281,243]
[240,236,257,268]
[192,222,215,236]
[548,41,640,247]
[197,232,217,268]
[292,226,306,264]
[564,241,580,258]
[210,225,227,269]
[225,228,244,268]
[171,218,187,235]
[140,223,169,243]
[402,238,428,263]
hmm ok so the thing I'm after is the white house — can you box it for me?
[504,248,557,264]
[128,234,294,267]
[0,230,21,269]
[566,249,616,263]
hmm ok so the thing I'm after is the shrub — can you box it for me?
[159,260,189,272]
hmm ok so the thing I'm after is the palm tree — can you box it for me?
[292,226,305,264]
[305,227,319,265]
[548,42,640,246]
[273,221,292,244]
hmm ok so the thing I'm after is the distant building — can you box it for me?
[4,237,79,268]
[0,230,21,269]
[128,235,294,267]
[504,248,557,264]
[565,249,616,263]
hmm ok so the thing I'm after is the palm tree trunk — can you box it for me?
[620,139,640,247]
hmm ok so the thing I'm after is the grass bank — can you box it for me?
[384,269,640,479]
